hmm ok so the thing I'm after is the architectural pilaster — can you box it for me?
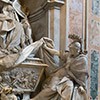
[46,0,65,51]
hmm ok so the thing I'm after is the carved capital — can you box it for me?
[47,0,65,8]
[44,0,65,10]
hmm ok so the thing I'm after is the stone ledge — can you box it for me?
[46,0,65,9]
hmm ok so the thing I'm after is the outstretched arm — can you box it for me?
[43,44,60,56]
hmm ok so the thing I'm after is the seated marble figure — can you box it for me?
[0,0,32,70]
[30,34,89,100]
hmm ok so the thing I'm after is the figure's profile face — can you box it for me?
[69,42,81,57]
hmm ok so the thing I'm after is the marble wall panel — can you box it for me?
[90,50,99,99]
[69,0,83,37]
[92,0,100,16]
[89,20,100,47]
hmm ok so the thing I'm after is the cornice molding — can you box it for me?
[44,0,65,10]
[29,0,65,23]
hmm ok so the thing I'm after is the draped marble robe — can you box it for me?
[0,0,32,70]
[31,51,88,100]
[0,13,25,70]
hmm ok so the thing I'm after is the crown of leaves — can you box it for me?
[68,34,82,43]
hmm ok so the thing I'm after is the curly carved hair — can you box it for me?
[68,34,82,44]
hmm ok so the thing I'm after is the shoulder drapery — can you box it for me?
[68,54,88,87]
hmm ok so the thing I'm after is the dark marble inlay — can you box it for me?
[90,50,99,99]
[92,0,100,16]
